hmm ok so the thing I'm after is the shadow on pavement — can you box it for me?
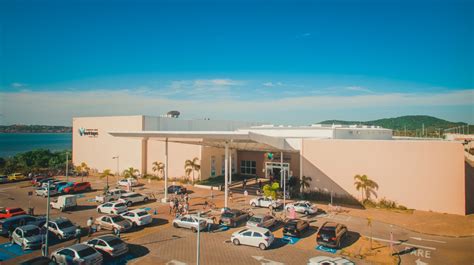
[103,243,150,265]
[340,231,360,248]
[271,238,289,249]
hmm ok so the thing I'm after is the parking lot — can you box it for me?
[0,176,473,265]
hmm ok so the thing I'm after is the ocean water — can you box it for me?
[0,133,72,158]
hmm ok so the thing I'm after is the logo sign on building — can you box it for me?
[78,127,99,137]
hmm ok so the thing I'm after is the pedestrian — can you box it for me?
[243,179,247,189]
[184,202,189,214]
[229,191,233,203]
[258,180,262,189]
[169,200,174,215]
[185,193,189,203]
[114,227,121,238]
[255,175,258,183]
[203,200,209,210]
[75,226,82,243]
[87,217,93,237]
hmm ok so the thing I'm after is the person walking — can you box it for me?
[169,199,174,215]
[242,179,247,190]
[75,226,82,243]
[229,191,233,203]
[258,180,262,189]
[87,217,93,237]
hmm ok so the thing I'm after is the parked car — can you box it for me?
[11,225,45,250]
[95,189,127,203]
[30,175,48,185]
[46,217,78,240]
[50,243,103,265]
[41,180,61,188]
[249,197,282,209]
[86,235,128,257]
[283,219,309,237]
[35,186,58,197]
[55,181,74,193]
[121,209,152,227]
[285,201,318,215]
[0,207,27,219]
[167,185,187,194]
[8,173,26,181]
[20,256,53,265]
[63,182,92,194]
[172,215,206,232]
[36,178,55,187]
[118,192,149,206]
[231,227,275,250]
[95,215,132,234]
[220,209,250,227]
[97,202,128,214]
[316,221,348,249]
[246,214,276,228]
[0,175,9,183]
[0,215,46,236]
[50,195,77,211]
[117,178,139,187]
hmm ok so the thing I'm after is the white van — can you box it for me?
[50,195,77,211]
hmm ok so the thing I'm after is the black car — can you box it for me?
[316,221,348,248]
[283,219,309,237]
[167,185,187,194]
[20,256,54,265]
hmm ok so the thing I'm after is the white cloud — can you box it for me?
[262,82,284,87]
[165,79,242,98]
[11,82,27,88]
[345,86,373,93]
[1,89,472,125]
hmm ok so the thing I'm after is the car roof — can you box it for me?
[96,235,120,241]
[109,189,124,192]
[68,243,92,251]
[286,219,301,224]
[122,192,139,196]
[242,227,270,233]
[250,214,265,218]
[52,217,71,223]
[321,221,339,228]
[18,224,39,230]
[128,209,148,213]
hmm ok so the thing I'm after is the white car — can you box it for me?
[249,197,282,209]
[86,235,128,258]
[118,192,149,206]
[117,178,139,187]
[11,225,45,250]
[231,227,274,250]
[285,201,318,215]
[97,202,128,214]
[35,186,58,197]
[46,217,78,240]
[95,189,127,203]
[121,209,152,227]
[51,244,103,265]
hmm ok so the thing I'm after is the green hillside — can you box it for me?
[320,115,467,131]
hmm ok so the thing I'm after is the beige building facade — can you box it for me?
[73,115,472,215]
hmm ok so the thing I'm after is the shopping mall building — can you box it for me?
[72,114,473,215]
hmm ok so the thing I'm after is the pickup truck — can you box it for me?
[0,208,27,219]
[95,189,127,203]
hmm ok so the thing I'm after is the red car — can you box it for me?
[0,207,27,219]
[63,182,92,194]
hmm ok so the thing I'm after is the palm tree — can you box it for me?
[262,182,280,200]
[78,162,90,182]
[99,169,113,190]
[300,175,312,193]
[354,174,379,202]
[152,161,165,179]
[123,167,139,179]
[184,157,201,184]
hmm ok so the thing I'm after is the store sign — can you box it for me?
[78,127,99,137]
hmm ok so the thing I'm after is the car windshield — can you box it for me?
[115,203,126,208]
[57,220,74,229]
[137,211,148,217]
[77,247,97,257]
[221,213,235,218]
[320,227,336,237]
[24,228,41,237]
[106,238,123,246]
[248,217,262,223]
[111,216,125,222]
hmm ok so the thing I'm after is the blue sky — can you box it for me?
[0,0,472,125]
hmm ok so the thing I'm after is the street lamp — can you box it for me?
[43,180,51,257]
[112,156,120,176]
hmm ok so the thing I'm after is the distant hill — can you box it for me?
[320,115,467,131]
[0,125,72,133]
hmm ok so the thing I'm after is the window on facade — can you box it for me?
[211,156,216,177]
[221,155,225,175]
[240,160,257,175]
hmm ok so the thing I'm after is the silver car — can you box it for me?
[246,214,276,228]
[172,215,206,232]
[11,225,45,250]
[51,243,103,265]
[46,217,77,240]
[86,235,128,257]
[35,186,58,197]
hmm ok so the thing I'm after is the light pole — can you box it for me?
[43,180,51,257]
[196,211,201,265]
[65,152,69,182]
[112,156,120,177]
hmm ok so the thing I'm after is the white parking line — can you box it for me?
[366,236,436,250]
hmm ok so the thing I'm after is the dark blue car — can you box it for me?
[0,215,46,236]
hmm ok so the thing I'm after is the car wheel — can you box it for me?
[58,234,63,240]
[132,222,137,228]
[304,211,309,215]
[191,227,197,233]
[127,201,132,207]
[259,243,267,250]
[233,239,240,245]
[59,207,64,212]
[251,203,256,207]
[113,228,118,235]
[52,256,57,263]
[144,197,149,202]
[98,208,102,213]
[21,243,27,251]
[173,223,179,228]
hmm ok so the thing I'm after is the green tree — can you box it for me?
[99,169,114,190]
[152,161,165,179]
[354,174,379,202]
[300,175,312,193]
[123,167,139,179]
[262,182,280,200]
[184,158,201,184]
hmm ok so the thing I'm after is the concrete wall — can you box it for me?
[200,147,235,180]
[72,116,144,174]
[302,139,466,215]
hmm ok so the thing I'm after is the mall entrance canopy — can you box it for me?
[109,130,301,208]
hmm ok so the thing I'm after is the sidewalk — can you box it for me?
[318,204,474,237]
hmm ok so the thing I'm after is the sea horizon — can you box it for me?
[0,133,72,158]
